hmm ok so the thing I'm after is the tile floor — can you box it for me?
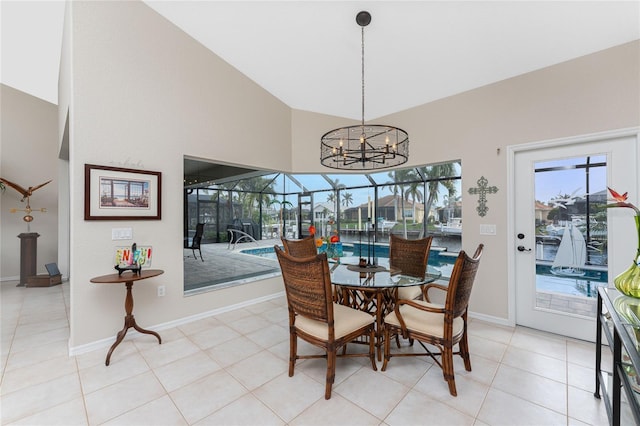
[1,280,612,425]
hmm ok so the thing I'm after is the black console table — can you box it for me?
[595,287,640,425]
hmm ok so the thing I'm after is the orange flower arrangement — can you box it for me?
[310,225,341,256]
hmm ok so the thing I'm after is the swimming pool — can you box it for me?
[239,244,609,298]
[239,243,458,273]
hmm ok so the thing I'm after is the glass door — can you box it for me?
[514,136,637,341]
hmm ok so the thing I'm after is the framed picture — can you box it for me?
[84,164,161,220]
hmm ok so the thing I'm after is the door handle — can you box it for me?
[517,246,531,252]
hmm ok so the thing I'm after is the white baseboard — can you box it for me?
[468,310,514,328]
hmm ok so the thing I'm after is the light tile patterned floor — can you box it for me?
[1,280,613,425]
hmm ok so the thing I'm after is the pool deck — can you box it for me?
[184,239,282,294]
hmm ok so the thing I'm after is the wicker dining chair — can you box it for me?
[274,245,377,399]
[389,234,433,300]
[382,244,484,396]
[281,235,317,258]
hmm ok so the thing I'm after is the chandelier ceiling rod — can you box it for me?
[320,11,409,171]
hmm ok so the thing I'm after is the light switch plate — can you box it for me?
[479,224,496,236]
[112,227,133,240]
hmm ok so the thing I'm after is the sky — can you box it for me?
[534,155,607,204]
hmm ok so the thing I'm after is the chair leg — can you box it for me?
[381,326,391,371]
[369,327,377,371]
[325,349,336,399]
[198,248,204,262]
[459,331,472,371]
[442,345,457,396]
[289,332,297,377]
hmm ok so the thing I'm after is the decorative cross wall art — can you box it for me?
[468,176,498,217]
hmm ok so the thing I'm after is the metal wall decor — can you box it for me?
[468,176,498,217]
[0,177,51,227]
[320,11,409,170]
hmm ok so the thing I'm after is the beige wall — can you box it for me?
[67,1,292,348]
[1,85,59,280]
[59,0,639,348]
[292,40,640,320]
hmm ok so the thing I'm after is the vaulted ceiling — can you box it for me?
[2,1,638,120]
[3,1,638,185]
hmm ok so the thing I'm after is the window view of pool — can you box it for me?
[239,243,457,277]
[238,243,608,298]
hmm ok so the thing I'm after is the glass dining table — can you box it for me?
[330,256,442,361]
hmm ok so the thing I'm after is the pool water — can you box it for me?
[240,244,608,298]
[239,243,457,271]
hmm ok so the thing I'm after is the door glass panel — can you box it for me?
[534,155,608,316]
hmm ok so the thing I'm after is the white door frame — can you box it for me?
[506,127,640,328]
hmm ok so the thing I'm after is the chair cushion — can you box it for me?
[385,301,463,339]
[397,286,422,300]
[296,303,374,341]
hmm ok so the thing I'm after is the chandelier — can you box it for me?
[320,11,409,170]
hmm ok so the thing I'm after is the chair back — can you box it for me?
[274,245,333,324]
[281,235,317,258]
[192,223,204,249]
[389,234,433,278]
[445,244,484,318]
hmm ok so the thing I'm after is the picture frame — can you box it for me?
[84,164,162,220]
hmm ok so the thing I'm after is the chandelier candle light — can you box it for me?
[320,11,409,170]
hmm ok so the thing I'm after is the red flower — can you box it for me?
[308,225,316,235]
[608,187,629,203]
[607,187,640,215]
[330,235,339,243]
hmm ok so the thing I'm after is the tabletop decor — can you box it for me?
[313,224,342,259]
[114,243,152,275]
[607,187,640,298]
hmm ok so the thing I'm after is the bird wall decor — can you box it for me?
[0,177,51,223]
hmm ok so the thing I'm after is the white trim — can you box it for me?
[69,291,285,356]
[506,127,640,328]
[468,310,514,328]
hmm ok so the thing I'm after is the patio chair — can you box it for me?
[274,245,377,399]
[187,223,205,261]
[382,244,484,396]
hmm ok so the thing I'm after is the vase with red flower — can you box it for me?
[607,188,640,298]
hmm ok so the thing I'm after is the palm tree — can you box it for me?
[342,192,353,208]
[327,192,335,204]
[405,180,424,224]
[419,163,458,224]
[386,169,417,238]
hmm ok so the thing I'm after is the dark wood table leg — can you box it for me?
[105,281,161,366]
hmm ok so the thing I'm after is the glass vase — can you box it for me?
[614,216,640,298]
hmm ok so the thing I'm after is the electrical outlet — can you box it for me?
[157,285,165,297]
